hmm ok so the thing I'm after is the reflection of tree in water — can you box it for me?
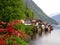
[31,26,52,40]
[31,19,53,40]
[31,26,42,40]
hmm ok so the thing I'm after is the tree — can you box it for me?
[0,0,35,22]
[25,8,35,20]
[0,0,26,22]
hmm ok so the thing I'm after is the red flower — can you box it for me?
[13,20,22,24]
[0,28,7,33]
[0,38,7,45]
[18,33,22,37]
[6,23,15,34]
[0,21,6,25]
[12,31,23,37]
[18,30,24,35]
[2,34,7,38]
[0,28,4,32]
[8,28,15,34]
[0,22,2,25]
[24,34,30,39]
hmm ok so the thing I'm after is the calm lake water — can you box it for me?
[29,25,60,45]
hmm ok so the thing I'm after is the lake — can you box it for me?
[29,25,60,45]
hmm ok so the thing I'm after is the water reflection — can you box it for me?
[29,26,60,45]
[31,32,41,40]
[54,25,60,30]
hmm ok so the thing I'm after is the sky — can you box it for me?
[33,0,60,17]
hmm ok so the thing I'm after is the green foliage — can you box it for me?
[13,24,25,32]
[6,36,28,45]
[25,8,35,19]
[0,0,35,45]
[13,24,34,36]
[0,0,26,22]
[0,0,35,22]
[24,25,34,36]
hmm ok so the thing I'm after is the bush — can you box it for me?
[0,0,26,22]
[0,21,30,45]
[24,25,34,36]
[13,23,34,36]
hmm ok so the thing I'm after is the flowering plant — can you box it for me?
[0,20,30,45]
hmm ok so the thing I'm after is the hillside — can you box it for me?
[24,0,58,24]
[52,14,60,24]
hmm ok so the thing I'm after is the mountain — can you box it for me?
[24,0,58,24]
[52,14,60,24]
